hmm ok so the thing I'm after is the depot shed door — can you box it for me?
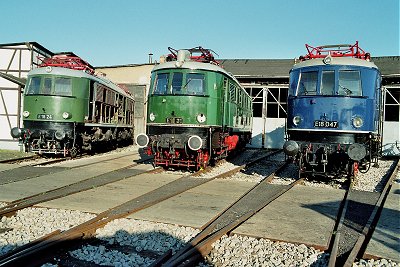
[245,85,288,149]
[382,86,400,156]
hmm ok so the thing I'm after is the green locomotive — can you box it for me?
[136,47,252,169]
[11,54,135,157]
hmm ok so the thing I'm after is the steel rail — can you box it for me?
[0,158,156,218]
[154,160,296,267]
[0,155,39,164]
[0,172,213,266]
[343,159,399,266]
[327,159,399,267]
[0,149,282,266]
[327,174,355,267]
[0,152,147,187]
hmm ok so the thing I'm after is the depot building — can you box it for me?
[0,42,399,156]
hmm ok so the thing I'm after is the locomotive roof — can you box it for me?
[291,57,379,70]
[28,66,134,99]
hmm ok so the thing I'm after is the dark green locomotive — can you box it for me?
[136,47,252,169]
[11,54,135,157]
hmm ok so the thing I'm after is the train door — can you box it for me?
[382,86,400,156]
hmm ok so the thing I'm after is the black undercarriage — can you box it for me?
[20,121,133,157]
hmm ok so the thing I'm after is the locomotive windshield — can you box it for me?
[338,70,362,96]
[152,72,206,96]
[298,71,318,95]
[321,71,335,95]
[25,76,72,96]
[292,68,363,97]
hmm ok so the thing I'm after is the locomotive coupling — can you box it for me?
[283,140,299,156]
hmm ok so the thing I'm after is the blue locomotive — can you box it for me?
[283,42,382,178]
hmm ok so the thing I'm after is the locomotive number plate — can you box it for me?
[314,120,338,128]
[37,114,53,120]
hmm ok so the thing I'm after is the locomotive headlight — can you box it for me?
[135,133,149,148]
[55,130,66,140]
[10,127,22,138]
[22,111,30,118]
[293,115,302,126]
[62,112,71,119]
[188,135,203,151]
[149,113,156,122]
[283,140,299,157]
[352,116,363,128]
[196,113,206,123]
[323,55,332,65]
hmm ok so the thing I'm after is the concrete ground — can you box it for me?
[364,181,400,262]
[1,152,398,259]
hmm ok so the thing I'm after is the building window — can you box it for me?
[266,87,287,118]
[385,88,400,122]
[245,87,264,117]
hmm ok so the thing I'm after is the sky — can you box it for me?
[1,0,399,66]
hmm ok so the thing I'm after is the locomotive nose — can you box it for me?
[283,140,299,156]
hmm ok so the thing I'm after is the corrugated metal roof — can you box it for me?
[218,59,293,78]
[219,56,399,78]
[372,56,400,76]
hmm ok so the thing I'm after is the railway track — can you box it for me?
[151,160,298,266]
[327,158,400,267]
[0,146,144,168]
[0,151,146,185]
[0,155,153,218]
[0,149,281,266]
[0,155,39,164]
[3,149,395,266]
